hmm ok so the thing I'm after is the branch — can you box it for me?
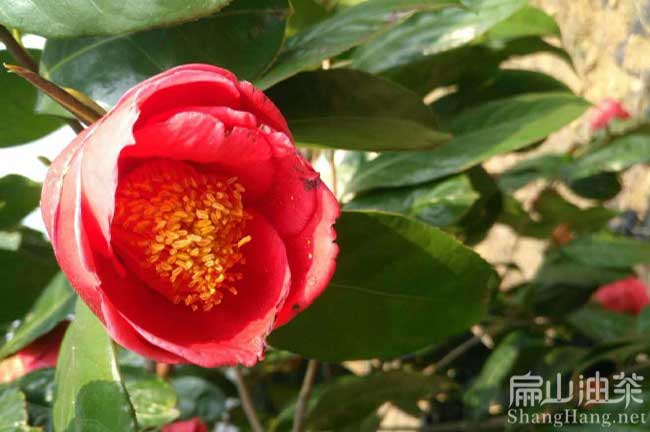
[292,359,319,432]
[4,64,105,125]
[0,25,38,72]
[233,367,264,432]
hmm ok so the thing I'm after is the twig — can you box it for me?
[4,64,104,125]
[0,25,38,72]
[433,335,482,372]
[233,367,264,432]
[292,359,319,432]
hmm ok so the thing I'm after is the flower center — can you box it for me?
[111,160,252,312]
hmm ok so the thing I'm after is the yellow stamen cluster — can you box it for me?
[112,160,252,311]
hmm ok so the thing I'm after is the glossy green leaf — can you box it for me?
[561,232,650,269]
[306,371,443,430]
[171,376,227,424]
[287,0,330,36]
[0,228,59,326]
[433,69,572,125]
[350,0,527,73]
[256,0,462,88]
[123,372,179,429]
[0,0,232,38]
[569,133,650,180]
[39,0,289,111]
[1,369,56,430]
[53,301,136,432]
[349,92,589,193]
[385,35,571,96]
[0,273,74,359]
[269,211,497,361]
[346,174,479,227]
[0,175,41,230]
[266,69,448,151]
[0,50,62,148]
[0,388,35,432]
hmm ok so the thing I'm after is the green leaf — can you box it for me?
[170,376,226,425]
[0,50,62,148]
[256,0,462,89]
[568,133,650,181]
[266,69,448,151]
[561,232,650,269]
[349,92,589,194]
[123,372,179,429]
[0,0,233,38]
[568,305,637,343]
[53,301,136,432]
[484,5,560,40]
[269,210,497,361]
[498,153,571,192]
[350,0,527,73]
[0,273,74,359]
[531,250,631,315]
[567,171,622,201]
[464,331,544,418]
[39,0,289,111]
[306,371,443,430]
[0,387,35,432]
[433,69,572,125]
[0,228,59,326]
[346,174,479,227]
[286,0,330,36]
[0,175,41,230]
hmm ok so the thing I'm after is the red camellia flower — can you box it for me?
[41,65,339,367]
[589,99,631,131]
[0,323,67,383]
[593,277,649,315]
[162,418,208,432]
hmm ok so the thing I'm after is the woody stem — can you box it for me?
[233,367,264,432]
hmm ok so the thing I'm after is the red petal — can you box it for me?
[275,185,339,327]
[162,418,208,432]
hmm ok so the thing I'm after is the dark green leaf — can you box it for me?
[0,50,62,148]
[0,273,74,359]
[256,0,462,88]
[266,69,448,151]
[0,228,59,326]
[561,232,650,269]
[0,0,232,38]
[0,175,41,230]
[0,387,35,432]
[433,69,572,125]
[39,0,289,111]
[385,35,571,96]
[306,371,442,430]
[498,153,571,192]
[1,369,56,430]
[346,174,479,227]
[286,0,330,36]
[569,133,650,180]
[350,0,527,73]
[531,250,631,315]
[568,305,637,343]
[349,92,589,194]
[170,376,226,425]
[53,301,136,432]
[567,171,622,201]
[269,211,497,361]
[123,372,179,429]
